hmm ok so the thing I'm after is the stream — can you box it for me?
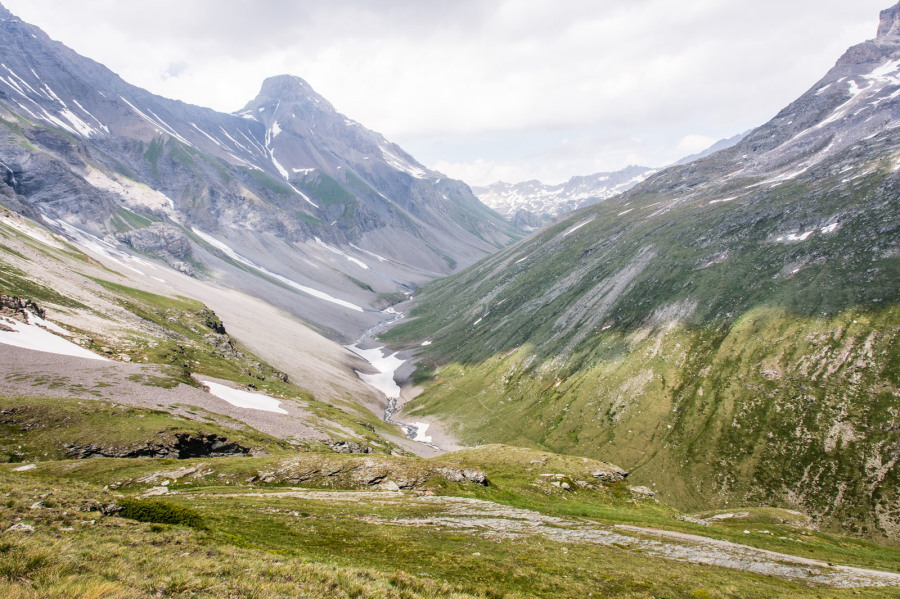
[346,306,440,450]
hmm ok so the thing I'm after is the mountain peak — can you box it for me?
[242,74,336,115]
[877,2,900,39]
[259,74,314,97]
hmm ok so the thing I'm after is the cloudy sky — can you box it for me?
[2,0,891,185]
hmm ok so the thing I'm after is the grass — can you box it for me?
[0,261,88,309]
[380,146,900,540]
[0,396,292,463]
[0,471,486,599]
[2,454,900,598]
[240,167,295,196]
[118,498,205,528]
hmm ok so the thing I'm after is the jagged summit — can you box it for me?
[877,2,900,39]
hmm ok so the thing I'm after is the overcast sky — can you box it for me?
[2,0,892,185]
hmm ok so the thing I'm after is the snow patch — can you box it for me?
[199,379,288,414]
[0,313,106,361]
[380,144,428,179]
[315,237,368,269]
[71,100,108,133]
[120,97,195,148]
[345,344,404,399]
[409,422,432,443]
[775,230,816,243]
[189,122,224,147]
[263,125,318,208]
[350,243,389,263]
[42,215,150,276]
[562,216,595,237]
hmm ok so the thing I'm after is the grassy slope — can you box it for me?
[3,445,900,598]
[383,135,900,538]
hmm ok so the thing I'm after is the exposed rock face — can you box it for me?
[196,309,226,334]
[877,3,900,39]
[116,223,191,258]
[63,433,248,459]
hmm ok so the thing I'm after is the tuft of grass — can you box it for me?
[119,498,205,529]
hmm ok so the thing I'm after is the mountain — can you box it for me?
[473,165,655,222]
[0,2,521,340]
[385,3,900,538]
[473,133,748,225]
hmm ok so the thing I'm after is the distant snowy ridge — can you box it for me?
[474,165,654,219]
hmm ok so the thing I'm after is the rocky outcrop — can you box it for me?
[323,440,373,454]
[196,309,226,334]
[591,465,628,483]
[116,223,191,258]
[256,455,489,490]
[435,466,488,485]
[0,295,45,319]
[64,433,248,459]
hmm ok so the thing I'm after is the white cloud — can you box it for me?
[3,0,890,184]
[676,134,718,156]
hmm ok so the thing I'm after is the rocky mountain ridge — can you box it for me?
[0,1,520,339]
[473,165,655,222]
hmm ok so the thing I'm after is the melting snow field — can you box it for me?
[409,421,433,444]
[345,344,404,399]
[0,312,106,361]
[199,379,288,414]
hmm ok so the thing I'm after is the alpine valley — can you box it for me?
[2,2,900,599]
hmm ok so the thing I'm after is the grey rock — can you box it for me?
[63,433,248,459]
[436,467,488,486]
[591,466,629,483]
[324,440,372,454]
[116,223,192,258]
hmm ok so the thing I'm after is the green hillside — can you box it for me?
[384,131,900,539]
